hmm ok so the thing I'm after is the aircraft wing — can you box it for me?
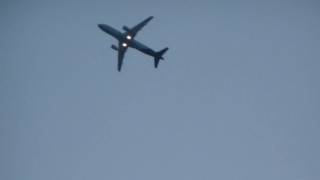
[124,16,153,38]
[117,42,128,71]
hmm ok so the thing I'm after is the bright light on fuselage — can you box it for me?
[122,43,128,47]
[126,35,132,40]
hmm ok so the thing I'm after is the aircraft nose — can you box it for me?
[97,24,104,29]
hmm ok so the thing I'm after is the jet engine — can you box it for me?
[122,26,130,32]
[111,44,118,51]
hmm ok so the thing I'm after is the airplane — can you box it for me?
[98,16,169,71]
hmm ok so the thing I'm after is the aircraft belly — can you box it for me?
[131,40,155,56]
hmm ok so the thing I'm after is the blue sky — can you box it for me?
[1,0,320,179]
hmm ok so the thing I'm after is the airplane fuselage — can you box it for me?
[98,24,157,57]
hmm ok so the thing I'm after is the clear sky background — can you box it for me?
[1,0,320,179]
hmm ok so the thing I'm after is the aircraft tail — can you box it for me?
[154,47,169,68]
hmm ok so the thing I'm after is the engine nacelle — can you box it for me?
[111,44,118,51]
[122,26,130,32]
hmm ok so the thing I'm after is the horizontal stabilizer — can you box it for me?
[157,47,169,59]
[154,47,169,68]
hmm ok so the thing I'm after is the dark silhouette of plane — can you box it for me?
[98,16,169,71]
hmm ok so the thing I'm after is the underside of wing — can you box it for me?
[117,42,128,72]
[124,16,153,38]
